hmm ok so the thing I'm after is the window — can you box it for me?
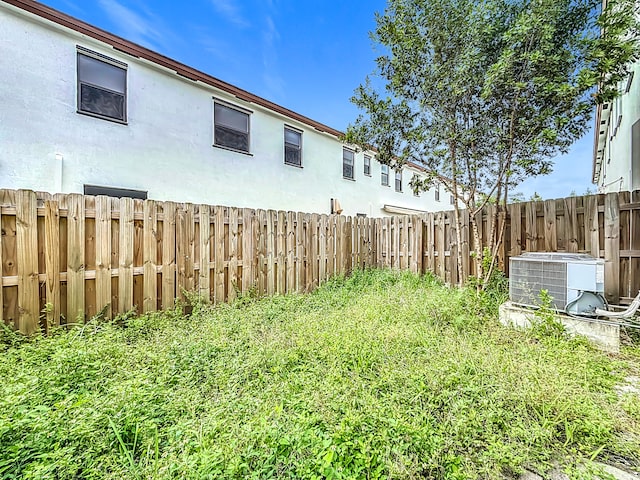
[343,148,355,179]
[395,169,402,192]
[364,155,371,176]
[84,184,147,199]
[381,164,389,186]
[77,49,127,122]
[214,101,250,153]
[625,71,634,94]
[450,194,455,205]
[435,184,440,201]
[284,127,302,166]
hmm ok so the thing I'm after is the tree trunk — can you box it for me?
[470,212,484,290]
[452,198,464,286]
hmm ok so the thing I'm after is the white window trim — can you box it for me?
[343,147,355,180]
[284,125,303,167]
[381,164,390,186]
[212,98,252,155]
[364,155,372,176]
[76,46,128,124]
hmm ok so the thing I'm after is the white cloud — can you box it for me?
[209,0,250,28]
[261,15,284,100]
[97,0,178,52]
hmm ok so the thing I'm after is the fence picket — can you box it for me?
[285,211,295,290]
[228,207,239,302]
[257,210,267,296]
[311,214,319,288]
[95,196,112,318]
[276,211,285,294]
[544,200,557,251]
[198,204,211,301]
[266,210,275,296]
[118,197,134,314]
[242,208,254,294]
[296,211,304,291]
[16,190,39,334]
[67,193,85,323]
[564,196,578,253]
[143,200,158,312]
[44,200,61,329]
[319,214,327,283]
[161,202,176,309]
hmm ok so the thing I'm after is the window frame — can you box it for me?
[395,169,403,192]
[284,126,303,167]
[381,164,389,186]
[364,155,371,176]
[435,184,441,202]
[213,99,252,154]
[76,47,128,124]
[343,147,355,180]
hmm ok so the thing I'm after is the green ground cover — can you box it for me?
[1,269,638,479]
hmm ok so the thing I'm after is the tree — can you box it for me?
[345,0,639,288]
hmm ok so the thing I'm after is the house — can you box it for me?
[0,0,452,217]
[592,57,640,193]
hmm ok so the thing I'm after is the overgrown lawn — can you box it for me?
[1,269,638,479]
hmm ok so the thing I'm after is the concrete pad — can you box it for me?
[547,468,570,480]
[499,302,620,354]
[518,464,639,480]
[519,471,543,480]
[596,463,640,479]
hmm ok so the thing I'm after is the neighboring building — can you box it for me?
[592,39,640,192]
[0,0,449,217]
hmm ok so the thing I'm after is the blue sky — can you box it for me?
[44,0,596,200]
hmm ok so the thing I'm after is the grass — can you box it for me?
[0,269,639,479]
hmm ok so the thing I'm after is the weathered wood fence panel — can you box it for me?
[2,188,640,333]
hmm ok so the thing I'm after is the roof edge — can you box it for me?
[592,103,603,184]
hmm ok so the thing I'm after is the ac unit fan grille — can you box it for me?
[510,259,567,309]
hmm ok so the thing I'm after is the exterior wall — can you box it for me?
[0,4,451,216]
[594,61,640,193]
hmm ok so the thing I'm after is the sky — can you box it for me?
[41,0,596,200]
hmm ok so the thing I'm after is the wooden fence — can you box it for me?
[1,189,639,334]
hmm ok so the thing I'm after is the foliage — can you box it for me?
[0,269,638,479]
[530,289,569,341]
[345,0,639,287]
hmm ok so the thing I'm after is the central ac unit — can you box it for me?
[509,253,605,313]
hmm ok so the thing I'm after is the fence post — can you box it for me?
[604,193,620,304]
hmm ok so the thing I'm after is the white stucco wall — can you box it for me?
[0,4,451,216]
[596,61,640,193]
